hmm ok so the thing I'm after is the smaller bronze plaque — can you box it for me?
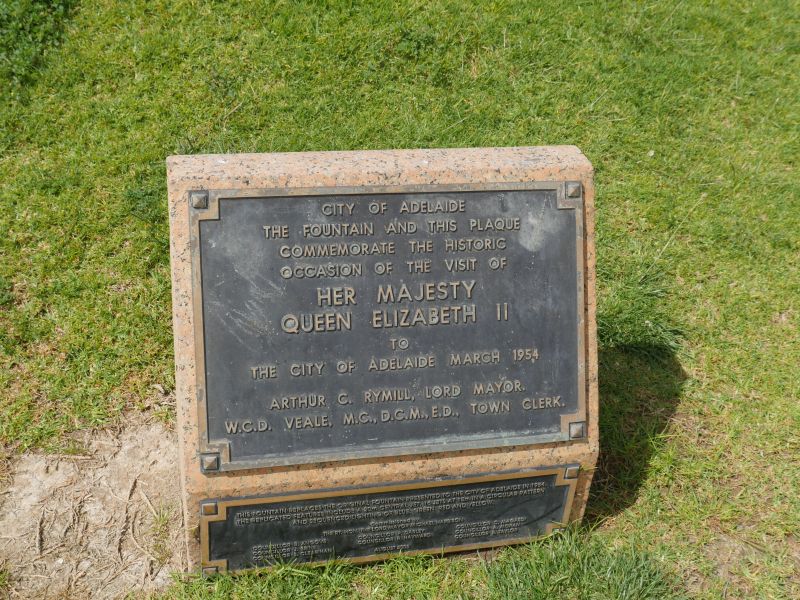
[200,466,577,572]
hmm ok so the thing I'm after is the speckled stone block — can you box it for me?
[167,147,598,572]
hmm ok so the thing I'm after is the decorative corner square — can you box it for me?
[202,566,219,577]
[201,452,220,472]
[190,190,209,209]
[566,181,582,199]
[201,501,218,516]
[564,466,580,479]
[568,421,586,439]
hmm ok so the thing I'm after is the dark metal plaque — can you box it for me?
[190,184,586,470]
[200,466,578,572]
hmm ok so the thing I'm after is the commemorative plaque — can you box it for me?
[168,147,598,573]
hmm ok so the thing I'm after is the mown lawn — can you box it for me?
[1,0,798,598]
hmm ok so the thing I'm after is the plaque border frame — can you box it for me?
[199,464,579,573]
[188,181,588,472]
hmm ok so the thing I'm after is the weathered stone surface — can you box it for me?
[167,147,598,572]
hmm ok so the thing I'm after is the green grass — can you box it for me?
[1,0,798,598]
[159,529,684,600]
[0,562,8,597]
[0,0,76,96]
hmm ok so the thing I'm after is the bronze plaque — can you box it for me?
[190,184,587,471]
[200,466,578,572]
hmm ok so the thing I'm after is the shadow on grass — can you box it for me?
[586,344,687,521]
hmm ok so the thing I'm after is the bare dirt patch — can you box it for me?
[0,419,184,599]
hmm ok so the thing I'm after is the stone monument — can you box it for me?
[167,147,598,573]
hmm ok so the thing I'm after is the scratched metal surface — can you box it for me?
[198,190,579,466]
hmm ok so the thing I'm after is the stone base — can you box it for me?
[167,147,598,571]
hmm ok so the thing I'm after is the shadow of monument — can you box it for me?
[586,344,687,522]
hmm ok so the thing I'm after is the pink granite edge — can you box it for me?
[166,146,592,187]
